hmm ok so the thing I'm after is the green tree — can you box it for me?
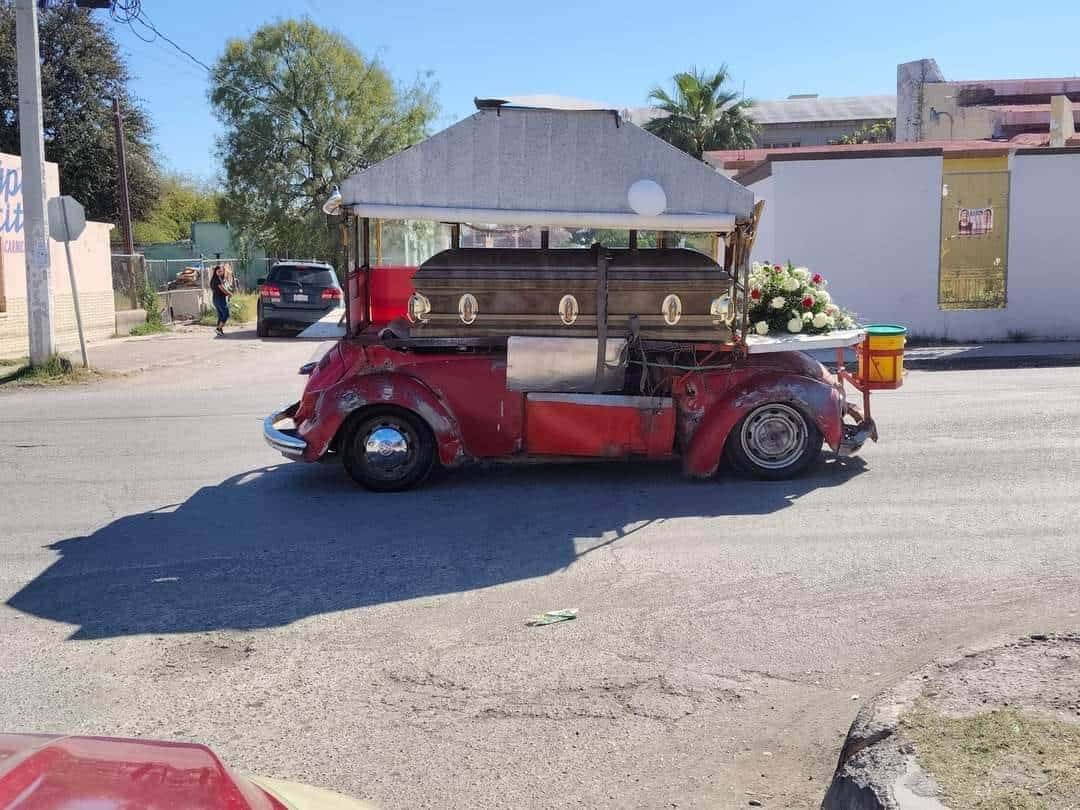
[644,66,756,159]
[210,19,437,260]
[838,120,895,145]
[567,229,657,249]
[134,173,222,244]
[0,2,159,224]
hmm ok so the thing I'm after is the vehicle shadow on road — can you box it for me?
[7,456,866,640]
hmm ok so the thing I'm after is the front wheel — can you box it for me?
[725,402,822,480]
[341,408,435,492]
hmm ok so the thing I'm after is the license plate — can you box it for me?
[293,294,308,302]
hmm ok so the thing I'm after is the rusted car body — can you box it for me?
[264,101,878,490]
[266,335,862,488]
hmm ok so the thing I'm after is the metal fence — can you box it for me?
[145,257,238,294]
[110,254,148,312]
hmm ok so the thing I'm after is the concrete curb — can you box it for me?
[821,633,1077,809]
[902,353,1080,371]
[812,347,1080,372]
[820,667,944,810]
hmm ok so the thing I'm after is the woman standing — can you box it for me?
[209,265,232,336]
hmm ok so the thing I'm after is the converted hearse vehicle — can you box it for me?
[264,100,897,491]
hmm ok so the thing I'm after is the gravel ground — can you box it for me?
[2,337,1079,809]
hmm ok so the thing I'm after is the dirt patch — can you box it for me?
[823,634,1080,810]
[913,634,1080,724]
[902,634,1080,809]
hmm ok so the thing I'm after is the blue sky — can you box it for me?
[110,0,1080,180]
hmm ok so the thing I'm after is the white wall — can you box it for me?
[751,155,945,336]
[1005,153,1080,339]
[750,152,1080,341]
[750,175,774,261]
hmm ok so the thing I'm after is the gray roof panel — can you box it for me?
[623,94,897,127]
[339,107,754,228]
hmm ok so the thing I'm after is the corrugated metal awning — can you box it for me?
[336,107,754,232]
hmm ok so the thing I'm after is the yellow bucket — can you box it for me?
[858,324,906,388]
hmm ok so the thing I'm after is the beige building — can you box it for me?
[0,152,115,359]
[897,58,1080,146]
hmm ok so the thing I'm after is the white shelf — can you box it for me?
[745,328,866,354]
[297,312,347,340]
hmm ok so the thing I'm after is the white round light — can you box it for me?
[627,179,667,217]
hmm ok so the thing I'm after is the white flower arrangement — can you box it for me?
[747,261,858,336]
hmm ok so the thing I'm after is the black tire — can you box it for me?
[725,402,822,480]
[341,408,435,492]
[256,303,270,338]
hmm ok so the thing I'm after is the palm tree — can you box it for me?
[644,67,756,159]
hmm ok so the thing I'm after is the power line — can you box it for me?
[109,1,372,168]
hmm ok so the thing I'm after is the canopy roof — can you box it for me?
[337,106,754,232]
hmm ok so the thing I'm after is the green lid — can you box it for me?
[865,323,907,336]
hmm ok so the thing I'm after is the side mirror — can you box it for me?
[256,277,266,285]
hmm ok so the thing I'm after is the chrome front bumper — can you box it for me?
[838,419,877,457]
[263,403,307,460]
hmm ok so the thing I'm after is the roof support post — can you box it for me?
[352,216,369,333]
[593,244,610,393]
[342,213,353,334]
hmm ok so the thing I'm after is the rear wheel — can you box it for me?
[256,304,269,338]
[341,408,435,492]
[725,402,821,480]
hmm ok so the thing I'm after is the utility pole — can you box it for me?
[15,0,55,365]
[112,98,135,255]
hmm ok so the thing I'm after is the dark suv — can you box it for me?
[257,262,343,337]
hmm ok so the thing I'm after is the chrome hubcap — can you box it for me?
[363,425,410,472]
[740,404,808,470]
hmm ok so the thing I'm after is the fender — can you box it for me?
[680,370,844,478]
[298,371,466,466]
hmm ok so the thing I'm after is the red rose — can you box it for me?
[773,264,783,271]
[750,287,762,300]
[812,273,824,285]
[801,296,814,309]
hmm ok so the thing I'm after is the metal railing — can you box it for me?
[939,268,1007,310]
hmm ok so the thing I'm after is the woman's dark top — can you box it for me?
[210,274,228,303]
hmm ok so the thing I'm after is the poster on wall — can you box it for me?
[958,207,993,236]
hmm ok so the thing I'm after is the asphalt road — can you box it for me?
[2,338,1079,809]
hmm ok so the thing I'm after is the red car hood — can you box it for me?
[0,733,285,810]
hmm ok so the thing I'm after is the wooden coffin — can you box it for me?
[409,247,734,340]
